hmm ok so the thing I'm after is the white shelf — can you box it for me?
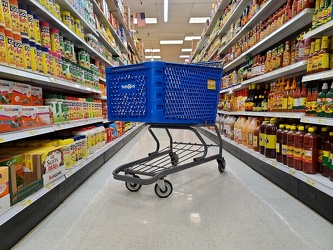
[300,115,333,125]
[0,123,144,225]
[97,30,125,65]
[303,19,333,39]
[92,0,129,55]
[219,84,242,94]
[191,0,230,60]
[203,127,333,198]
[217,110,303,119]
[26,0,114,67]
[56,0,98,37]
[218,0,287,56]
[99,77,106,83]
[0,119,103,144]
[0,64,102,94]
[302,70,333,82]
[224,8,314,72]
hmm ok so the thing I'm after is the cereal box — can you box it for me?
[0,80,13,104]
[31,87,43,106]
[37,106,53,126]
[22,106,38,129]
[12,82,32,106]
[0,105,22,132]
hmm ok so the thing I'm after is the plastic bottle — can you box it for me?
[322,131,333,177]
[18,4,28,36]
[247,117,258,149]
[282,78,290,112]
[233,117,240,142]
[293,80,301,112]
[58,139,73,169]
[276,124,285,162]
[264,118,278,158]
[259,119,269,155]
[229,116,236,140]
[302,127,318,174]
[294,125,306,170]
[299,82,308,113]
[236,117,246,144]
[282,125,290,165]
[318,127,329,173]
[253,119,260,152]
[311,86,318,116]
[287,125,297,167]
[242,117,252,146]
[317,83,328,117]
[324,82,333,117]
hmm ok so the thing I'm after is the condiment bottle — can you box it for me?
[294,125,306,170]
[330,143,333,181]
[282,125,290,165]
[247,117,258,149]
[311,38,322,74]
[293,80,302,112]
[324,82,333,118]
[288,77,296,112]
[253,120,260,152]
[283,41,291,67]
[9,0,19,33]
[318,127,329,173]
[282,78,291,112]
[4,28,15,67]
[276,124,285,162]
[311,85,318,116]
[299,82,308,113]
[259,119,269,155]
[305,84,312,116]
[306,41,315,74]
[233,117,240,142]
[317,82,328,117]
[318,36,330,72]
[237,116,246,144]
[264,118,278,158]
[302,127,318,174]
[242,117,252,146]
[322,131,333,177]
[287,125,297,167]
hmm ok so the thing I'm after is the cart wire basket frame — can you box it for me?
[106,61,223,124]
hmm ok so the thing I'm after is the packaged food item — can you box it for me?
[302,127,318,174]
[61,11,71,29]
[0,0,6,28]
[36,44,43,73]
[0,80,12,104]
[9,0,19,33]
[50,27,59,53]
[39,21,50,48]
[18,3,28,36]
[44,94,61,122]
[2,0,12,29]
[58,139,74,169]
[0,26,7,64]
[0,104,22,132]
[36,106,53,126]
[41,46,49,75]
[4,28,15,66]
[0,166,9,198]
[13,32,23,68]
[12,82,31,105]
[22,37,31,70]
[33,14,41,44]
[31,87,43,106]
[27,9,33,40]
[22,106,37,128]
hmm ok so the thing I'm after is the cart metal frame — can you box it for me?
[113,124,225,198]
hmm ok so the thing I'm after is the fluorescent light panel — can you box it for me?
[184,36,201,41]
[164,0,168,22]
[180,55,191,58]
[181,48,192,52]
[189,17,209,23]
[145,49,160,53]
[160,40,183,44]
[145,56,161,59]
[134,18,157,24]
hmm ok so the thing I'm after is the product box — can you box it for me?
[31,87,43,106]
[12,82,32,106]
[22,106,38,129]
[0,194,10,214]
[37,106,53,126]
[0,80,13,104]
[0,167,9,198]
[43,164,65,186]
[0,105,22,132]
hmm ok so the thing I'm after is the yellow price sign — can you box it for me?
[0,137,5,143]
[28,130,38,135]
[272,162,277,167]
[289,169,295,175]
[306,178,315,187]
[49,77,56,83]
[20,199,33,207]
[45,182,55,190]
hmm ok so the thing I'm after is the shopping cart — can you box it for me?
[106,61,225,198]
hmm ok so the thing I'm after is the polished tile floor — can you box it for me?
[14,127,333,250]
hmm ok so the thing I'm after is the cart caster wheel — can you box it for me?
[154,180,173,198]
[217,158,226,173]
[125,175,142,192]
[169,152,179,166]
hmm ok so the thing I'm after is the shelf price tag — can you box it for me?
[20,199,33,208]
[45,182,56,190]
[306,178,315,187]
[272,161,277,167]
[28,130,38,136]
[289,169,296,175]
[49,77,56,83]
[0,137,5,143]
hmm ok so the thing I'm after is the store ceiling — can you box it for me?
[127,0,213,63]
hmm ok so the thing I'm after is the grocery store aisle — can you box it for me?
[14,127,333,250]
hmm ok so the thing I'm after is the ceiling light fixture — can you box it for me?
[164,0,168,22]
[160,40,183,44]
[134,18,157,24]
[180,55,191,58]
[184,36,201,41]
[189,17,209,24]
[145,56,161,59]
[145,49,160,53]
[181,48,192,52]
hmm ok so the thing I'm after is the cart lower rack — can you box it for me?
[113,124,225,198]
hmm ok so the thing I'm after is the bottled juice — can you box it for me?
[294,125,305,170]
[324,82,333,118]
[287,125,297,167]
[242,117,252,146]
[282,125,290,165]
[233,117,240,142]
[322,131,333,177]
[264,118,278,158]
[259,119,269,155]
[302,127,318,174]
[276,124,285,162]
[247,117,258,149]
[229,116,236,140]
[318,127,329,173]
[317,82,328,117]
[236,116,246,144]
[253,120,260,152]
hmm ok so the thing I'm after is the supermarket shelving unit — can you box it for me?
[0,0,144,248]
[194,0,333,223]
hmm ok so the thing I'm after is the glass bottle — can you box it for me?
[318,127,329,173]
[283,41,291,67]
[288,77,297,112]
[261,83,269,112]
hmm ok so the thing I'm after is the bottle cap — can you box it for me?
[329,132,333,136]
[291,125,297,130]
[309,127,315,133]
[279,124,285,129]
[322,82,328,90]
[322,127,328,132]
[298,126,304,131]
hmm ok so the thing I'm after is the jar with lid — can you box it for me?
[36,44,43,73]
[264,118,278,158]
[27,9,33,40]
[302,127,318,174]
[30,40,37,72]
[41,46,49,75]
[33,14,41,45]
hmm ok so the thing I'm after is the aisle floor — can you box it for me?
[14,127,333,250]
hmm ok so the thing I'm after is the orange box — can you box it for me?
[37,106,53,126]
[0,80,13,104]
[22,106,38,129]
[12,82,32,106]
[31,87,43,106]
[0,105,22,132]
